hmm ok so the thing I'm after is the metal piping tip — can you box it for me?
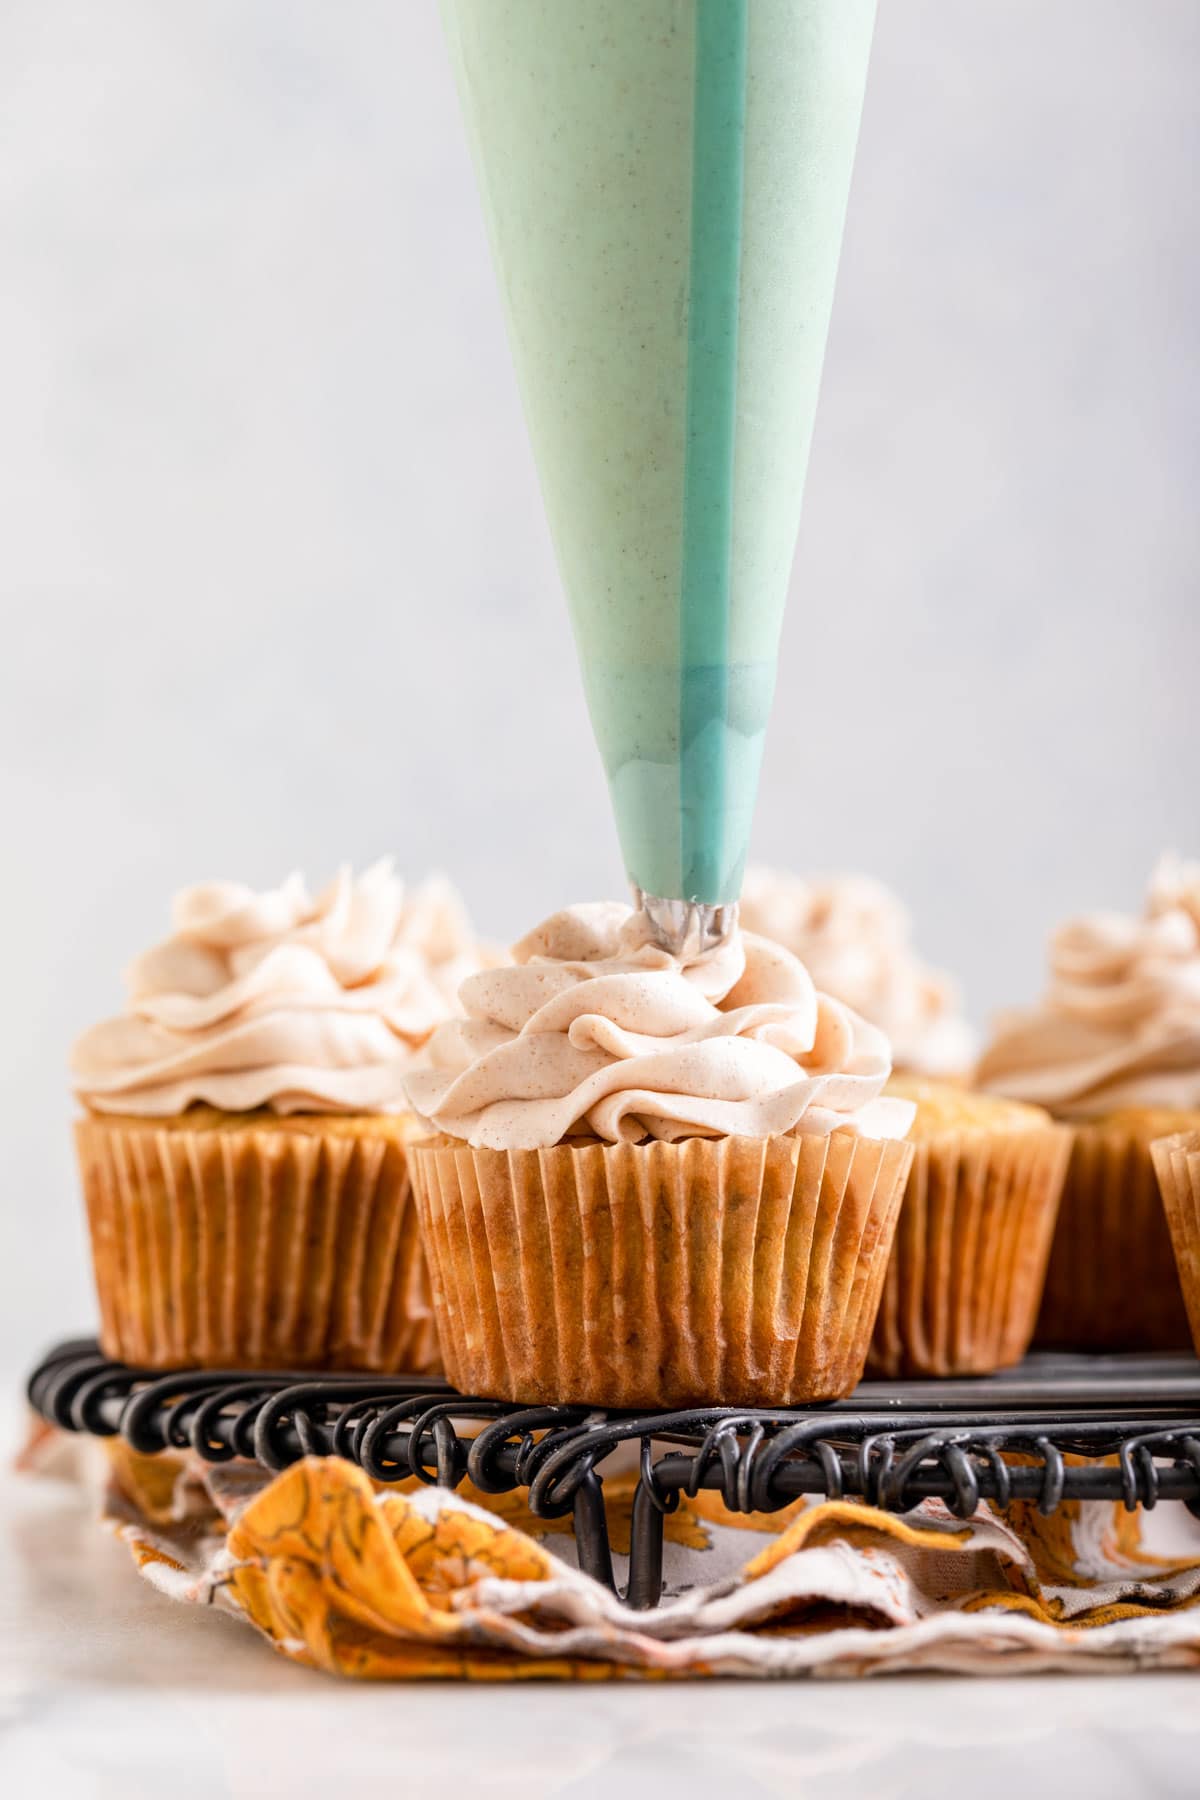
[634,890,739,958]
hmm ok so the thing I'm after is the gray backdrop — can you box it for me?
[1,0,1196,1361]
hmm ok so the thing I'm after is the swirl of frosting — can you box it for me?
[72,861,491,1116]
[404,902,915,1150]
[738,868,977,1077]
[976,855,1200,1116]
[1148,851,1200,936]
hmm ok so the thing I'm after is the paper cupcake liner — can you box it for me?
[1034,1121,1192,1352]
[1151,1131,1200,1358]
[75,1115,441,1373]
[868,1125,1070,1378]
[407,1131,914,1408]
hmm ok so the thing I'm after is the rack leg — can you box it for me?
[626,1480,665,1611]
[572,1471,616,1593]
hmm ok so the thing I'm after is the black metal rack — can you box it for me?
[28,1338,1200,1610]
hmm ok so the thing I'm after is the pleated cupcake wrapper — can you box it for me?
[407,1132,914,1409]
[868,1125,1071,1379]
[1035,1120,1193,1352]
[75,1117,441,1373]
[1151,1131,1200,1358]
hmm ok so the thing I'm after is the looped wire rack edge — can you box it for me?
[27,1338,1200,1610]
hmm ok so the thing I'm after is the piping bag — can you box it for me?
[443,0,875,952]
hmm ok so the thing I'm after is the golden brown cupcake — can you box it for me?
[75,1106,435,1372]
[404,902,916,1409]
[976,857,1200,1351]
[1151,1131,1200,1355]
[71,862,489,1372]
[739,868,977,1080]
[869,1079,1070,1378]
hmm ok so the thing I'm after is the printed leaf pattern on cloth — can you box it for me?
[78,1437,1200,1679]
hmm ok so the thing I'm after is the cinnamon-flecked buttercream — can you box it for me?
[404,902,915,1150]
[72,862,488,1116]
[738,868,976,1077]
[976,856,1200,1117]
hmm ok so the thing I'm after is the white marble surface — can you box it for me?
[2,1396,1198,1800]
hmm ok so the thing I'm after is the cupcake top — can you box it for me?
[885,1073,1052,1141]
[976,855,1200,1119]
[738,867,976,1077]
[404,901,916,1151]
[71,861,489,1117]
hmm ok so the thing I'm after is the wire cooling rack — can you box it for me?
[28,1337,1200,1608]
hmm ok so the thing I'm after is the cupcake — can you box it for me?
[403,903,916,1409]
[976,856,1200,1351]
[71,861,490,1372]
[1151,1131,1200,1355]
[739,868,977,1079]
[869,1078,1070,1377]
[736,872,1060,1379]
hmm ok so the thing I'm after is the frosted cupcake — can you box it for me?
[403,903,915,1409]
[71,861,488,1372]
[976,856,1200,1351]
[739,868,976,1079]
